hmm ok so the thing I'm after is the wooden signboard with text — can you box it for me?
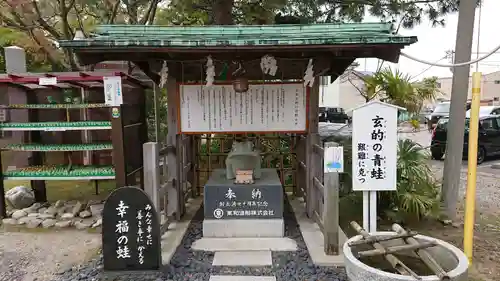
[177,83,309,134]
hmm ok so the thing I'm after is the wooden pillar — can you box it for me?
[306,80,320,218]
[139,88,148,188]
[176,134,185,217]
[192,135,199,196]
[111,105,126,188]
[27,89,46,202]
[0,153,5,218]
[323,141,340,255]
[166,77,181,220]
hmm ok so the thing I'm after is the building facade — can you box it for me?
[319,71,373,112]
[436,71,500,103]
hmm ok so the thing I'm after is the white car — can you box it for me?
[465,106,500,118]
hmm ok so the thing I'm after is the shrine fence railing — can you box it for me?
[296,134,341,255]
[194,134,298,193]
[143,136,197,232]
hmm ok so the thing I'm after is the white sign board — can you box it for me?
[103,76,123,106]
[352,101,399,191]
[39,77,57,86]
[179,83,308,133]
[324,146,344,173]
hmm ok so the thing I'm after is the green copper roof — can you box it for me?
[59,23,417,49]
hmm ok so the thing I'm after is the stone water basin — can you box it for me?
[343,231,469,281]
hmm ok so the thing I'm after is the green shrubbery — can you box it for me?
[330,136,441,223]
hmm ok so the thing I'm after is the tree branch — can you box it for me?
[0,13,29,31]
[58,0,74,39]
[108,1,121,24]
[31,0,63,39]
[140,0,159,24]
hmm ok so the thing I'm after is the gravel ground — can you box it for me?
[0,230,100,281]
[429,162,500,213]
[52,197,348,281]
[400,129,500,214]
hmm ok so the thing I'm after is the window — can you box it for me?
[436,82,441,88]
[480,118,496,130]
[433,103,450,113]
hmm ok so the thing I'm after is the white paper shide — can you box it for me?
[352,101,398,191]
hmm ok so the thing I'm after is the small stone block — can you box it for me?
[192,237,297,252]
[209,275,276,281]
[212,251,272,266]
[203,219,284,238]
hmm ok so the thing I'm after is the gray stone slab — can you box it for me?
[209,275,276,281]
[204,169,283,220]
[287,192,346,267]
[203,219,284,238]
[191,237,297,252]
[212,250,272,266]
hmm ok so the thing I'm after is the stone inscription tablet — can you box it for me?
[204,169,283,220]
[102,186,161,271]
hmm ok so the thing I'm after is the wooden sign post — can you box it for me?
[350,101,404,233]
[102,186,161,272]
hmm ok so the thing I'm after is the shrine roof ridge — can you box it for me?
[58,22,417,49]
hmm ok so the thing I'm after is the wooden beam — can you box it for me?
[133,61,161,84]
[305,79,320,218]
[166,77,181,220]
[111,105,127,188]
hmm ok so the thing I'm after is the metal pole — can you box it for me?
[475,4,482,72]
[441,0,476,220]
[464,72,482,265]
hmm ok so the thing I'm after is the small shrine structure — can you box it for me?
[59,23,417,252]
[0,72,149,217]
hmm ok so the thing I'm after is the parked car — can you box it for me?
[319,107,349,123]
[431,111,500,164]
[427,102,450,131]
[465,105,500,118]
[427,101,472,131]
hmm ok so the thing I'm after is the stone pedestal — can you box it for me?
[203,169,284,238]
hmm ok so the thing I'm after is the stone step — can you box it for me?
[212,250,273,266]
[209,275,276,281]
[192,237,297,252]
[203,219,284,238]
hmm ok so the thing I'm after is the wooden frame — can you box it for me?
[0,72,149,218]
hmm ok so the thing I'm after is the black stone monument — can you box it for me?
[204,168,283,220]
[102,186,161,272]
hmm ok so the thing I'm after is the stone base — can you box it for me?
[203,219,284,238]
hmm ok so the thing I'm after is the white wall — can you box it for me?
[319,77,340,107]
[318,72,371,112]
[436,71,500,102]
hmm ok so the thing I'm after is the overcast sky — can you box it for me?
[355,0,500,80]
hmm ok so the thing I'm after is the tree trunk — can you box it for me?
[212,0,235,25]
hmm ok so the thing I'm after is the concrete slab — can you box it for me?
[191,237,297,252]
[212,250,273,266]
[287,193,346,267]
[203,219,284,238]
[209,275,276,281]
[161,197,202,265]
